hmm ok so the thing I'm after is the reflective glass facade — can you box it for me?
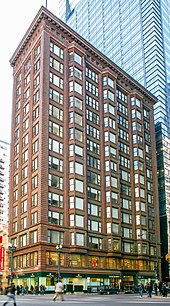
[59,0,170,280]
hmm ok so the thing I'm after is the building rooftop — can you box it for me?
[10,6,157,105]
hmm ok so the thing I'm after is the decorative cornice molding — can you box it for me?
[10,6,157,104]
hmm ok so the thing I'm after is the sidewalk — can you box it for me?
[139,294,169,299]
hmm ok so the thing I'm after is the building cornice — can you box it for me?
[10,6,157,104]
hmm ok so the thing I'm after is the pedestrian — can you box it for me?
[40,284,46,295]
[139,282,144,298]
[154,282,158,296]
[34,285,39,295]
[30,285,34,294]
[148,282,152,298]
[158,281,162,295]
[20,285,23,295]
[21,286,25,296]
[0,285,3,294]
[43,285,46,295]
[16,285,20,296]
[3,282,17,306]
[40,284,43,295]
[25,285,29,295]
[145,281,149,296]
[53,278,64,301]
[162,283,167,297]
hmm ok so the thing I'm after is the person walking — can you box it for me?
[162,283,167,297]
[145,281,149,297]
[16,285,20,296]
[148,282,153,298]
[3,282,17,306]
[154,282,158,296]
[42,285,46,295]
[34,285,39,295]
[25,285,29,295]
[21,286,25,296]
[40,284,46,295]
[30,285,34,294]
[158,281,162,295]
[139,283,144,298]
[53,279,64,301]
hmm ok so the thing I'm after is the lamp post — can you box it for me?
[8,243,16,283]
[56,244,62,282]
[154,239,159,279]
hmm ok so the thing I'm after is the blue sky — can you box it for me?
[0,0,59,143]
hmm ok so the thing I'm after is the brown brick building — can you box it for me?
[9,6,160,292]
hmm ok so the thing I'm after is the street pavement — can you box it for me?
[1,293,170,306]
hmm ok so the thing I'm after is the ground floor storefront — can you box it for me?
[12,271,158,294]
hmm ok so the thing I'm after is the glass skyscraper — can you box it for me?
[58,0,170,280]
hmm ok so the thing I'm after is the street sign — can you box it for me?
[0,247,4,270]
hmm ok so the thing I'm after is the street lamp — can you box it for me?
[56,244,62,281]
[154,239,159,279]
[8,243,16,283]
